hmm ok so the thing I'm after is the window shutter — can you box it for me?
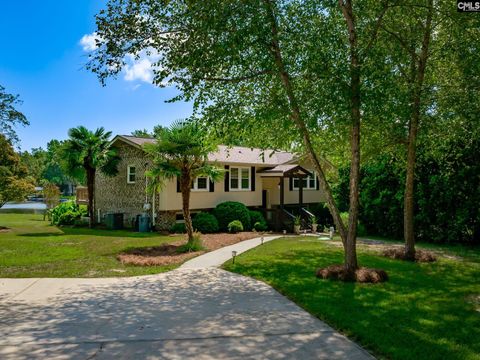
[316,176,320,190]
[289,177,293,191]
[251,166,255,191]
[209,179,215,192]
[176,177,181,193]
[224,165,230,192]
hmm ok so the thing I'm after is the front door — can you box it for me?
[262,190,268,208]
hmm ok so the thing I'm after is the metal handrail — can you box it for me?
[282,208,296,220]
[301,207,315,219]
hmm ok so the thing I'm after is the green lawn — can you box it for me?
[0,213,182,277]
[223,237,480,360]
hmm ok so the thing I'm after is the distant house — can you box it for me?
[94,135,326,230]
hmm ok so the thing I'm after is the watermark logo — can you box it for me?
[458,1,480,12]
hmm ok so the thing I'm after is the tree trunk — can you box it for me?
[180,173,194,245]
[340,0,361,279]
[263,0,347,244]
[404,0,433,261]
[86,168,96,228]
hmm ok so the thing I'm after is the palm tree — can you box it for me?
[63,126,119,227]
[145,121,222,247]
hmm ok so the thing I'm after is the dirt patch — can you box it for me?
[0,226,10,233]
[118,244,200,266]
[316,264,389,283]
[117,232,259,267]
[199,232,259,251]
[382,247,437,262]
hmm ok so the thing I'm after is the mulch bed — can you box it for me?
[382,247,437,262]
[117,232,260,266]
[316,264,389,283]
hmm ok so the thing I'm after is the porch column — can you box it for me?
[280,176,285,209]
[299,175,303,207]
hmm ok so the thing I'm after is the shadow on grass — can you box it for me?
[61,227,171,239]
[225,242,480,360]
[18,232,65,237]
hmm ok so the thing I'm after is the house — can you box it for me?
[94,135,326,230]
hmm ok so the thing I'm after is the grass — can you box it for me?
[223,236,480,360]
[0,213,183,277]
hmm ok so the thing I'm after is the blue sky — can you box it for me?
[0,0,192,151]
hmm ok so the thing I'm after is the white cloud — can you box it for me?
[79,33,164,85]
[79,32,101,52]
[123,49,161,84]
[124,56,154,83]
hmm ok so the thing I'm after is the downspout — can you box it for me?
[152,190,156,228]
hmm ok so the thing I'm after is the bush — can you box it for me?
[213,201,251,231]
[177,232,204,252]
[357,222,367,236]
[51,201,82,225]
[309,203,334,228]
[333,130,480,244]
[228,220,243,233]
[58,210,80,225]
[249,210,266,229]
[338,211,366,236]
[170,222,186,233]
[79,205,88,217]
[192,212,219,233]
[340,212,349,228]
[254,221,268,232]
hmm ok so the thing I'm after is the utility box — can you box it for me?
[105,213,123,230]
[138,214,151,233]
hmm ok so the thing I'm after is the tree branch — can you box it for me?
[196,70,272,83]
[380,24,418,60]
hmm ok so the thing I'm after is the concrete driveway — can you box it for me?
[0,239,373,359]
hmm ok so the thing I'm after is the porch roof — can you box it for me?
[257,164,312,177]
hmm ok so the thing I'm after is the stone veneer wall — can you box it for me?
[95,142,156,226]
[155,211,177,231]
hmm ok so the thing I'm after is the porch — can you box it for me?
[258,165,316,232]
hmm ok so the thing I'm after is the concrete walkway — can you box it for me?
[0,236,374,360]
[181,235,282,269]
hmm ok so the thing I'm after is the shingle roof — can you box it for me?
[114,135,297,166]
[209,145,295,165]
[118,135,156,147]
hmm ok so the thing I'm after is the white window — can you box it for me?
[230,167,250,191]
[127,165,136,184]
[192,177,209,191]
[293,172,316,190]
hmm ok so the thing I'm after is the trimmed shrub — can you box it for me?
[170,222,186,233]
[51,201,82,225]
[249,210,266,229]
[192,212,219,233]
[228,220,243,233]
[254,221,268,232]
[213,201,251,231]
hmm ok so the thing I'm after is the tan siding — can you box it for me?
[158,163,263,211]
